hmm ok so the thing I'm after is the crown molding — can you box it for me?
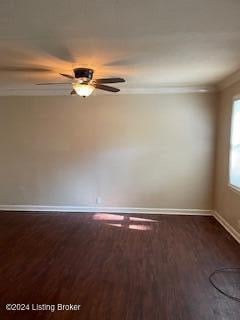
[218,68,240,90]
[0,85,216,96]
[118,86,216,94]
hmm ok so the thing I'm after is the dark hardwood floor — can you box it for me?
[0,212,239,320]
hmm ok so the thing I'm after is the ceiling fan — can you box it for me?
[37,68,125,97]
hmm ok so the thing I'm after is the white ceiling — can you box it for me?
[1,0,240,94]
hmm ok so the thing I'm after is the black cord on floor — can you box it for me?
[209,268,240,302]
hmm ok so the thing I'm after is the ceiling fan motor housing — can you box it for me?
[74,68,94,81]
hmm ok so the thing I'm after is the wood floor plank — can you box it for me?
[0,212,239,319]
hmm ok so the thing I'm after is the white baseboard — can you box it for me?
[1,205,239,246]
[0,205,213,216]
[1,205,239,244]
[213,211,240,244]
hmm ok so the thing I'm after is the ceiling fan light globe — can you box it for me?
[73,83,95,97]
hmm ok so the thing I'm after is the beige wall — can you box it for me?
[0,93,216,209]
[215,82,240,230]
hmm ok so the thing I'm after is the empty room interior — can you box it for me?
[0,0,240,319]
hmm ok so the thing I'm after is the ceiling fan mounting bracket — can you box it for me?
[74,68,94,80]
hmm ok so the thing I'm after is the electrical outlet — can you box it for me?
[96,197,102,205]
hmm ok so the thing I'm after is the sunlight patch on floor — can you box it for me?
[93,213,157,231]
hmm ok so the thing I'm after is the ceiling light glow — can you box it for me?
[73,83,95,97]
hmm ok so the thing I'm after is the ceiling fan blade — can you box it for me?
[70,89,76,95]
[36,82,71,85]
[95,78,125,84]
[94,84,120,92]
[60,73,74,79]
